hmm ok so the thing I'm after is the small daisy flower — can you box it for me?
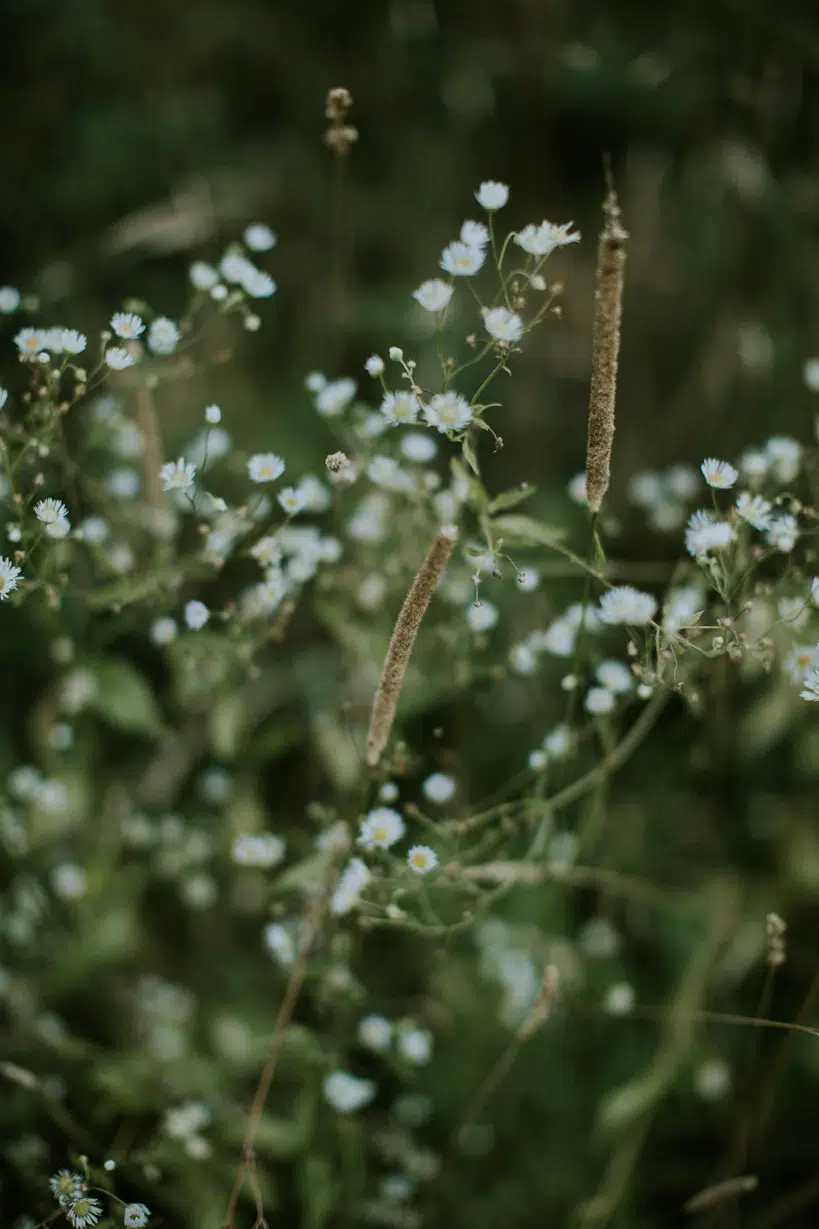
[765,436,801,483]
[34,497,69,525]
[204,403,221,424]
[184,600,210,630]
[15,326,48,356]
[380,391,420,426]
[400,431,437,463]
[66,1195,103,1228]
[585,686,615,715]
[0,286,21,312]
[231,833,286,868]
[244,222,277,251]
[596,660,633,693]
[598,586,657,626]
[800,667,819,702]
[147,317,181,354]
[736,491,772,530]
[2,555,26,598]
[484,306,524,345]
[475,181,509,211]
[398,1026,433,1064]
[604,983,635,1016]
[243,269,277,298]
[467,600,499,632]
[105,346,136,370]
[700,457,738,489]
[330,857,371,915]
[365,354,384,376]
[424,391,472,433]
[786,645,819,684]
[439,241,485,277]
[460,219,490,247]
[514,220,580,257]
[766,514,799,552]
[358,807,405,850]
[315,376,357,417]
[248,453,286,483]
[123,1204,151,1228]
[322,1070,376,1113]
[407,844,437,874]
[49,1169,85,1206]
[150,616,178,645]
[739,449,769,480]
[277,487,305,514]
[412,279,454,313]
[110,311,145,339]
[422,773,456,804]
[60,329,87,354]
[685,509,733,557]
[190,261,220,290]
[160,458,196,491]
[358,1014,392,1051]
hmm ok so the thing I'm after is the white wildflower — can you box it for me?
[398,1027,433,1065]
[765,436,801,483]
[0,286,21,312]
[412,279,454,312]
[147,317,181,354]
[190,261,220,290]
[514,220,580,256]
[484,306,524,345]
[66,1195,103,1228]
[568,472,588,504]
[244,223,277,251]
[60,329,87,354]
[700,457,738,489]
[475,181,509,211]
[34,497,69,525]
[0,557,22,599]
[263,922,296,965]
[596,660,633,693]
[694,1059,731,1101]
[439,241,485,277]
[598,586,657,626]
[467,600,499,632]
[231,833,286,868]
[315,376,357,417]
[736,491,772,530]
[204,403,221,424]
[460,219,490,247]
[110,312,145,339]
[365,354,384,376]
[358,807,405,850]
[358,1014,392,1051]
[248,453,285,483]
[105,346,136,370]
[160,458,196,491]
[380,390,420,426]
[400,431,437,463]
[330,857,370,915]
[604,983,635,1016]
[123,1204,151,1228]
[800,668,819,702]
[14,327,48,356]
[407,844,437,874]
[424,391,472,433]
[150,616,177,646]
[785,645,819,684]
[585,687,615,715]
[184,600,209,630]
[685,509,733,557]
[277,487,305,514]
[766,514,798,552]
[422,772,456,804]
[322,1071,376,1113]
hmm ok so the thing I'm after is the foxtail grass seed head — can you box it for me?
[366,525,458,766]
[324,87,358,156]
[584,183,628,515]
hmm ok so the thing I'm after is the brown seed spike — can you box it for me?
[584,182,628,515]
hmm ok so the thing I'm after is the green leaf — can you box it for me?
[490,514,566,547]
[488,484,536,514]
[89,659,165,739]
[462,431,480,477]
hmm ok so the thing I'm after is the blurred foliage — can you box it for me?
[3,2,819,1228]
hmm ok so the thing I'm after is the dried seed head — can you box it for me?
[325,450,350,473]
[584,181,628,515]
[325,87,353,121]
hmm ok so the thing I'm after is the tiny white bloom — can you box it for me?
[598,586,657,626]
[14,326,48,356]
[585,686,615,715]
[34,497,69,525]
[484,306,524,345]
[305,371,327,392]
[365,354,384,376]
[65,1195,103,1229]
[514,220,580,257]
[467,600,499,632]
[424,391,472,433]
[739,449,769,480]
[60,329,87,354]
[380,390,420,426]
[243,269,277,298]
[628,470,664,507]
[440,241,485,277]
[785,645,819,684]
[517,567,539,592]
[150,616,178,646]
[800,667,819,702]
[596,660,633,693]
[315,376,357,417]
[765,435,801,483]
[244,223,277,251]
[568,472,588,504]
[147,317,181,355]
[105,346,136,370]
[0,286,21,313]
[543,724,573,758]
[79,516,109,543]
[407,844,437,874]
[358,807,405,850]
[232,833,286,868]
[685,509,733,557]
[400,431,437,463]
[475,181,509,211]
[110,311,145,339]
[736,491,772,530]
[695,1059,731,1101]
[460,219,490,247]
[264,922,296,965]
[398,1026,433,1064]
[190,261,220,290]
[184,600,210,630]
[204,403,221,424]
[422,773,456,804]
[604,983,635,1016]
[160,458,196,491]
[700,457,738,489]
[123,1204,151,1228]
[248,453,286,483]
[411,279,454,315]
[323,1070,376,1113]
[330,857,371,915]
[278,487,305,514]
[367,455,414,492]
[766,513,798,552]
[358,1014,393,1051]
[49,1168,85,1206]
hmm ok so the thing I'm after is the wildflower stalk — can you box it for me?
[365,524,458,767]
[584,179,628,515]
[135,384,168,525]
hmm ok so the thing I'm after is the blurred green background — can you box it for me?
[4,2,819,1227]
